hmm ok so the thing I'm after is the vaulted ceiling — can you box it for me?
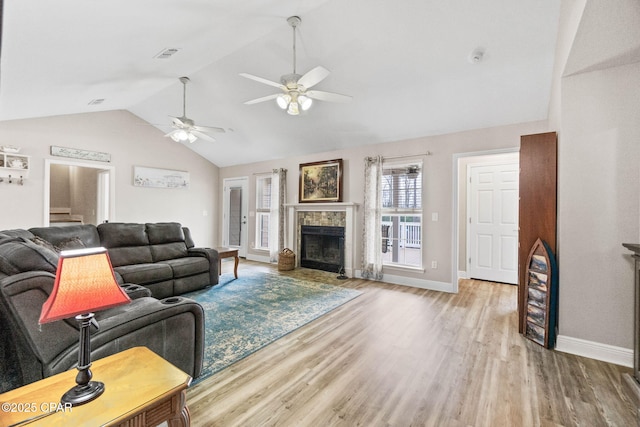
[0,0,561,167]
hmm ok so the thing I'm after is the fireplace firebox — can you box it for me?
[300,225,345,273]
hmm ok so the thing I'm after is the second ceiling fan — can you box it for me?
[240,16,352,115]
[166,76,225,143]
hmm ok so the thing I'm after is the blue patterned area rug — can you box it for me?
[184,271,362,384]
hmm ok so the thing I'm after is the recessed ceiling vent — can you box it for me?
[154,48,180,59]
[88,99,105,105]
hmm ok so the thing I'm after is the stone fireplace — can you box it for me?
[300,225,345,273]
[285,202,358,277]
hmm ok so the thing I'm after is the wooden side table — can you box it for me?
[0,346,191,426]
[215,247,239,279]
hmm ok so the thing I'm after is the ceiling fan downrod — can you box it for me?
[287,16,301,75]
[179,76,190,118]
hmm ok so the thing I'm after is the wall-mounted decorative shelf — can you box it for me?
[0,152,30,182]
[523,238,558,348]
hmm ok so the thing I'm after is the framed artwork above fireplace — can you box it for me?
[299,158,343,203]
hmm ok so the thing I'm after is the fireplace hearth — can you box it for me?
[300,225,345,273]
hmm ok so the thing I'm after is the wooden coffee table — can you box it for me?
[216,247,239,279]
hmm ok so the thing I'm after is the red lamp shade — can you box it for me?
[39,247,131,324]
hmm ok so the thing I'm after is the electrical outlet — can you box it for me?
[431,260,438,269]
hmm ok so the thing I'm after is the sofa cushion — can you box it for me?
[150,242,188,263]
[163,257,209,278]
[0,238,59,276]
[98,223,153,267]
[113,263,173,285]
[30,225,101,248]
[98,223,149,248]
[107,246,153,268]
[146,222,185,245]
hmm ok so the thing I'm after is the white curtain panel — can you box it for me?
[361,156,383,280]
[269,168,287,262]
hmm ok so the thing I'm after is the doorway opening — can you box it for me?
[44,159,115,226]
[452,149,519,292]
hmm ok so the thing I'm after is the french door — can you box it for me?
[222,177,248,257]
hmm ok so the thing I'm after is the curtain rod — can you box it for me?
[252,168,287,176]
[383,151,431,161]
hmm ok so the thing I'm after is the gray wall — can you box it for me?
[219,120,547,286]
[550,0,640,352]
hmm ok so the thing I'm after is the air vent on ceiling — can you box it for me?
[88,99,105,105]
[154,48,180,59]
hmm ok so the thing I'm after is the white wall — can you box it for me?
[0,110,219,247]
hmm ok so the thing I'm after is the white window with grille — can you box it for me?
[255,175,272,250]
[381,160,423,268]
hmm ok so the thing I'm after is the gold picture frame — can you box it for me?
[299,159,343,203]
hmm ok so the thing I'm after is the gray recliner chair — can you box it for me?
[0,237,204,392]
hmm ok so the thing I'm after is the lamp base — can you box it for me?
[61,381,105,406]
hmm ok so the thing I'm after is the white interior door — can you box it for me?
[467,162,519,284]
[223,177,248,257]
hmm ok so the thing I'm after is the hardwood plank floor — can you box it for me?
[187,260,638,426]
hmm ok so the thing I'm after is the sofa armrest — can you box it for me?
[0,271,205,384]
[187,247,219,286]
[83,296,205,378]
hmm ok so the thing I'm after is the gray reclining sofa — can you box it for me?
[0,222,218,392]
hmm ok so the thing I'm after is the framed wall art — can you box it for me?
[51,146,111,162]
[133,166,189,189]
[299,159,343,203]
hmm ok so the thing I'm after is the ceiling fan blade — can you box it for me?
[306,90,352,103]
[244,93,280,105]
[193,125,225,133]
[170,116,186,127]
[239,73,286,90]
[298,66,330,89]
[191,130,217,143]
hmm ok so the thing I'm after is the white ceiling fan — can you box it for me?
[166,76,225,143]
[240,16,352,116]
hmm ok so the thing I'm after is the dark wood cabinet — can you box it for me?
[518,132,557,334]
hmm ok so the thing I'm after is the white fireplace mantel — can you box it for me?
[284,202,359,276]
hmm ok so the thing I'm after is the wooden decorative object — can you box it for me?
[523,238,558,348]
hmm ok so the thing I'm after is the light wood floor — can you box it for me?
[186,260,638,426]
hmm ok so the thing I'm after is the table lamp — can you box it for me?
[39,247,131,406]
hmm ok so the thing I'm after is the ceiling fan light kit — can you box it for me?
[241,15,352,116]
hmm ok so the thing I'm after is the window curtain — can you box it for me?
[361,156,383,280]
[269,168,287,262]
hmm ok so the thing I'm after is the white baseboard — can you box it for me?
[458,270,469,279]
[354,269,454,293]
[555,335,633,368]
[245,253,271,263]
